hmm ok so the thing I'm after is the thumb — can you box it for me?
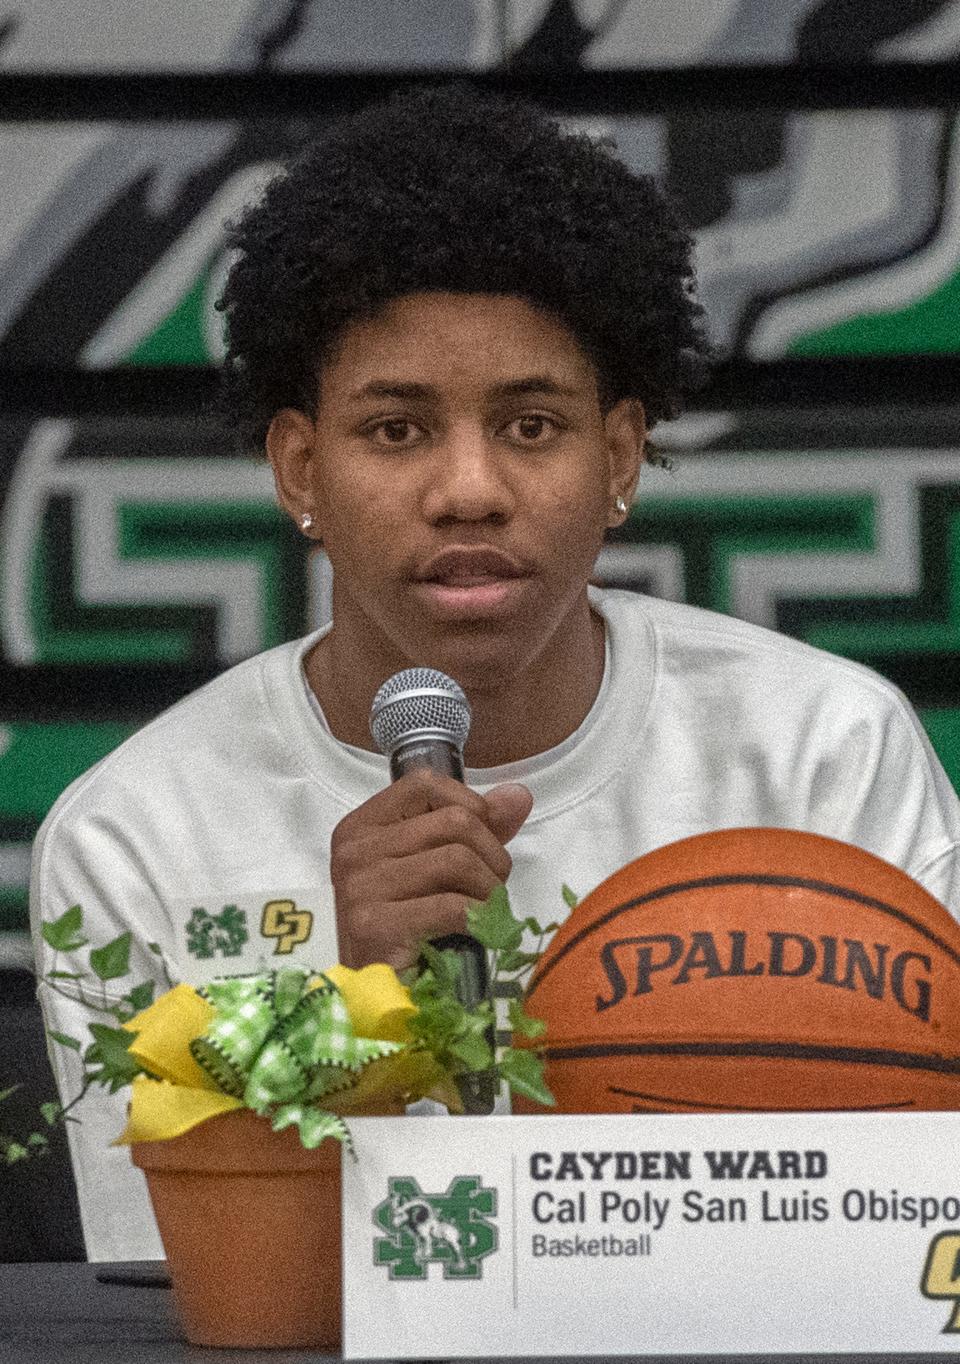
[483,782,533,844]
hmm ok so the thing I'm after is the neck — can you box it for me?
[457,610,606,765]
[304,601,606,768]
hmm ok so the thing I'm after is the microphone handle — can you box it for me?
[391,737,496,1114]
[389,738,464,783]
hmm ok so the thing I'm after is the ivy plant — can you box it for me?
[2,884,563,1163]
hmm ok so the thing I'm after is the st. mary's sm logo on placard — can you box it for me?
[921,1231,960,1332]
[372,1176,498,1280]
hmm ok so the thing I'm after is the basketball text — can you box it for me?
[595,930,931,1020]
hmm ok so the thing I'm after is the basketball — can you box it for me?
[517,828,960,1113]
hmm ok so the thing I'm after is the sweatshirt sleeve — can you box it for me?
[818,677,960,918]
[29,789,172,1261]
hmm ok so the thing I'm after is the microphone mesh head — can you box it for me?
[369,667,471,757]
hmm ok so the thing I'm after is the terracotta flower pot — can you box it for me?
[132,1108,343,1349]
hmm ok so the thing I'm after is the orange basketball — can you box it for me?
[518,828,960,1113]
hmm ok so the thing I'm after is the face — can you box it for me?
[267,292,644,696]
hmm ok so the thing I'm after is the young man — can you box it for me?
[31,85,960,1261]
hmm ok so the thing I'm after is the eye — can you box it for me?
[503,413,562,444]
[363,418,424,448]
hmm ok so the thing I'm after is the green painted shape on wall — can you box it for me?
[633,492,876,616]
[787,264,960,357]
[30,530,196,663]
[802,511,960,655]
[30,497,294,665]
[0,722,135,819]
[117,499,292,651]
[920,707,960,795]
[0,722,136,935]
[0,890,28,933]
[125,263,218,366]
[710,514,875,617]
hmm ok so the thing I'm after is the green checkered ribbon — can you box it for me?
[189,969,402,1146]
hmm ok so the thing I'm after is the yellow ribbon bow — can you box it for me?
[115,966,459,1145]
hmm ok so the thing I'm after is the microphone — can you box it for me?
[370,667,472,784]
[370,667,496,1114]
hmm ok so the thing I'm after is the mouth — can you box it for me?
[412,548,531,618]
[416,547,525,583]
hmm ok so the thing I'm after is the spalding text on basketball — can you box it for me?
[595,930,931,1020]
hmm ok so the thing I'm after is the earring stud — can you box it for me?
[300,512,314,532]
[614,495,628,515]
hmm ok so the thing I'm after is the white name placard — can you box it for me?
[341,1111,960,1359]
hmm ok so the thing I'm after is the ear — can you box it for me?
[265,407,321,538]
[603,399,646,527]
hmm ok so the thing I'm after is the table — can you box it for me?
[0,1263,950,1363]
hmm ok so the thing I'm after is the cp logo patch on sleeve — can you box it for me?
[260,899,314,955]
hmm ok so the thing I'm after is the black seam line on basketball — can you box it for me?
[606,1086,916,1113]
[525,872,960,1000]
[542,1041,960,1074]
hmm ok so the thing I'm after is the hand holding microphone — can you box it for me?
[329,665,531,1009]
[329,668,531,1113]
[369,669,498,1021]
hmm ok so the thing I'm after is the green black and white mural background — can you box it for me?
[2,0,960,950]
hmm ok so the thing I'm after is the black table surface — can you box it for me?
[0,1262,951,1364]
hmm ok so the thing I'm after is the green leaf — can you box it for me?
[467,886,522,952]
[523,916,560,937]
[497,949,541,973]
[87,1022,135,1057]
[89,932,132,982]
[39,1102,63,1126]
[0,1084,19,1103]
[124,982,155,1013]
[47,970,84,981]
[41,905,88,953]
[407,993,467,1053]
[85,1023,143,1093]
[47,1030,82,1052]
[27,1132,49,1148]
[507,999,547,1039]
[4,1142,29,1164]
[449,1032,494,1073]
[498,1047,555,1107]
[561,884,579,909]
[417,942,463,991]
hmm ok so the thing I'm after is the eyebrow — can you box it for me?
[348,376,583,403]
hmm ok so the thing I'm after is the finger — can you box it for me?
[484,783,534,844]
[348,844,504,908]
[337,893,470,971]
[334,803,514,885]
[332,769,497,842]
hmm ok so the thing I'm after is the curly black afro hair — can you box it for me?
[217,83,706,455]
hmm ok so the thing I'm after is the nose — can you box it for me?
[420,424,514,525]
